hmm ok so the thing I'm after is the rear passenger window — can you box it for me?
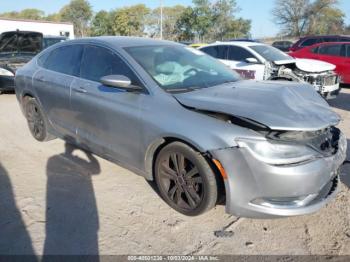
[201,45,227,59]
[311,47,319,53]
[201,46,218,57]
[324,37,339,42]
[37,51,50,67]
[340,37,350,42]
[80,45,141,85]
[43,45,82,76]
[345,45,350,57]
[228,46,254,61]
[318,44,342,56]
[301,38,318,47]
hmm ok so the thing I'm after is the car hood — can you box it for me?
[274,58,335,73]
[173,80,340,131]
[0,55,32,72]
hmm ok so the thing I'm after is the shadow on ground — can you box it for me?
[340,139,350,189]
[0,164,37,260]
[42,143,101,258]
[329,88,350,111]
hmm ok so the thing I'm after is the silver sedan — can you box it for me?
[14,37,346,218]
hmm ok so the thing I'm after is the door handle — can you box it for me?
[73,87,87,94]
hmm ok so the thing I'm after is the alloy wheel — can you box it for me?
[26,102,45,140]
[158,152,204,211]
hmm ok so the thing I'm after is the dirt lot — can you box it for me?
[0,89,350,256]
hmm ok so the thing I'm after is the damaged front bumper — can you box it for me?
[210,133,347,218]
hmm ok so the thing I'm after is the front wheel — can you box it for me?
[154,142,218,216]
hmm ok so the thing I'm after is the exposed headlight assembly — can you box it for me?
[236,139,320,165]
[0,67,14,77]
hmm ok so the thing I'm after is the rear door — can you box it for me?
[338,44,350,83]
[70,44,145,165]
[33,44,83,136]
[225,45,264,80]
[200,45,228,61]
[317,43,343,64]
[316,43,348,83]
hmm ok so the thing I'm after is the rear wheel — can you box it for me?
[154,142,218,216]
[24,97,55,142]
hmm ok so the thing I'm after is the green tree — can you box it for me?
[45,13,62,22]
[210,0,242,40]
[19,9,45,20]
[60,0,93,37]
[306,0,345,34]
[149,5,186,40]
[174,7,196,41]
[272,0,345,36]
[225,18,251,39]
[192,0,213,41]
[111,4,150,36]
[90,10,114,36]
[0,9,44,20]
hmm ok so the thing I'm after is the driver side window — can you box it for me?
[80,45,141,86]
[228,46,255,62]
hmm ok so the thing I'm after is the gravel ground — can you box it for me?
[0,89,349,256]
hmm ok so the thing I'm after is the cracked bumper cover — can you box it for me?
[210,133,347,218]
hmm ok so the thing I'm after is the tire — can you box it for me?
[24,97,56,142]
[154,142,218,216]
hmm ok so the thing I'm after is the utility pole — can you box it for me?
[160,0,163,40]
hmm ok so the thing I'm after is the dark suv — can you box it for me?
[290,35,350,52]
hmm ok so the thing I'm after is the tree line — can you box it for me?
[0,0,251,42]
[272,0,349,37]
[1,0,348,40]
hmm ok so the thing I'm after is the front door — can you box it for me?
[223,46,265,80]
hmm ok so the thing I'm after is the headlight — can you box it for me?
[0,67,14,77]
[237,139,319,165]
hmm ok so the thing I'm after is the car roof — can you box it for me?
[307,41,350,48]
[59,36,181,48]
[300,35,350,39]
[203,41,264,48]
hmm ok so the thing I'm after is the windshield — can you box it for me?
[125,45,240,92]
[250,45,292,61]
[0,32,42,54]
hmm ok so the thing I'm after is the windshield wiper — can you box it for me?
[166,86,202,93]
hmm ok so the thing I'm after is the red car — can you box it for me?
[290,42,350,84]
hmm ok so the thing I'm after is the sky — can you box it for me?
[1,0,350,38]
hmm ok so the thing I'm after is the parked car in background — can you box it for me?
[290,42,350,85]
[289,35,350,52]
[199,41,340,99]
[43,36,68,49]
[228,38,261,43]
[0,31,42,93]
[15,37,346,218]
[272,40,293,52]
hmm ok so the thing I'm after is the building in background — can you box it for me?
[0,18,74,39]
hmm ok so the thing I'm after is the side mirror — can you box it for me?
[245,57,259,64]
[100,75,143,92]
